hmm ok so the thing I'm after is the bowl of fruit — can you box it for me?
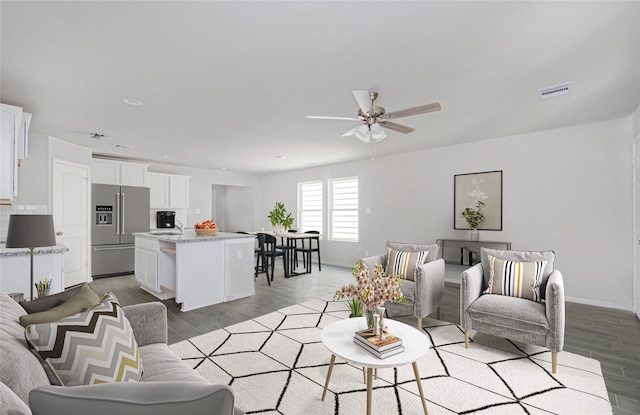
[194,220,218,236]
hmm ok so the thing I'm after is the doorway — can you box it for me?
[52,159,90,288]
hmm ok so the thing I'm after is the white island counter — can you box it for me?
[134,231,255,312]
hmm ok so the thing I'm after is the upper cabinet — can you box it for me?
[92,159,149,187]
[148,172,189,209]
[1,104,31,205]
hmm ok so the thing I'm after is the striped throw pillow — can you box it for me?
[485,255,547,302]
[386,248,429,281]
[24,292,142,386]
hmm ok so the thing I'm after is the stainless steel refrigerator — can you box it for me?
[92,184,150,278]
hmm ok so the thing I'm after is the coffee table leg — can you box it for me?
[362,367,366,384]
[366,367,373,415]
[321,354,336,401]
[412,361,429,415]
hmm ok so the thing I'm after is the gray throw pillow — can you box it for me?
[19,285,82,314]
[19,284,100,327]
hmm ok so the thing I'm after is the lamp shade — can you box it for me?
[6,215,57,248]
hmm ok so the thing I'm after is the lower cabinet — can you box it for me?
[134,237,159,294]
[0,251,65,301]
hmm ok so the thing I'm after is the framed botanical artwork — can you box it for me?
[454,170,503,230]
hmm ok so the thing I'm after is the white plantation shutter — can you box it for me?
[298,181,323,232]
[330,177,358,242]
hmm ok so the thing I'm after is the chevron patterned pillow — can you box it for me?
[24,292,142,386]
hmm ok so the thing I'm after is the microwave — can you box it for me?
[156,211,176,228]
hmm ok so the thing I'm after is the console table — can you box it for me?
[437,239,511,265]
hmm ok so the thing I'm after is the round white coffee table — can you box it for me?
[320,317,430,415]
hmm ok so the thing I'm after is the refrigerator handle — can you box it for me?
[121,192,126,234]
[116,192,120,235]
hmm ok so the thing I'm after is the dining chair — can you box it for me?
[238,232,269,285]
[297,230,321,273]
[263,233,287,281]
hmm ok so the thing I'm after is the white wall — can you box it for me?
[256,117,634,310]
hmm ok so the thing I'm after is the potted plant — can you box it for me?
[267,201,294,233]
[461,200,485,241]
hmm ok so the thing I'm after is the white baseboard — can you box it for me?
[564,295,633,312]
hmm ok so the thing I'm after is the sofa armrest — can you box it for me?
[29,382,236,415]
[413,258,445,318]
[545,270,565,352]
[122,302,168,346]
[361,254,387,272]
[460,263,483,329]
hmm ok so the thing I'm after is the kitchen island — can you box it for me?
[133,231,255,312]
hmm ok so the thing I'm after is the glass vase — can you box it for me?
[365,308,376,330]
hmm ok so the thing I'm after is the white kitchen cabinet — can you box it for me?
[1,104,30,205]
[134,236,159,292]
[0,249,65,301]
[148,172,189,209]
[169,175,189,208]
[92,159,149,187]
[148,172,169,208]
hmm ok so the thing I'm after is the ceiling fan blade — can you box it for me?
[352,90,374,115]
[379,102,441,120]
[379,121,415,134]
[342,125,360,137]
[306,115,361,121]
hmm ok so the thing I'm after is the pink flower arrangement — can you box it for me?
[334,260,406,314]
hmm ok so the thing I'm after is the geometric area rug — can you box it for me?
[170,296,612,415]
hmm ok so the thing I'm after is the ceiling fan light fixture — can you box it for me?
[370,123,387,141]
[354,124,371,143]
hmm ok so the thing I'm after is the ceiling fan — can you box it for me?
[306,90,441,143]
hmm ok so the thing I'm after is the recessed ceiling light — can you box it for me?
[276,155,286,159]
[121,97,143,106]
[90,133,105,140]
[112,144,135,150]
[220,167,227,171]
[162,155,172,159]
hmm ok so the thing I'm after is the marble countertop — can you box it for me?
[133,230,256,243]
[0,244,69,257]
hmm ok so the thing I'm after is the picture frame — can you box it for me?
[454,170,503,230]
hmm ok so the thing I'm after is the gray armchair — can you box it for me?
[362,241,445,331]
[460,248,565,373]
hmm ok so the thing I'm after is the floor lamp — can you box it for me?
[6,214,57,301]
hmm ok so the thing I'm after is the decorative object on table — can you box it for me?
[194,220,218,236]
[461,201,485,241]
[334,260,406,329]
[377,307,386,340]
[267,201,294,234]
[353,328,404,359]
[35,277,52,298]
[5,214,57,301]
[373,313,380,336]
[454,170,503,232]
[345,297,363,318]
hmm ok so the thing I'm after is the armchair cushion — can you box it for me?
[468,294,549,335]
[485,256,546,302]
[386,247,428,281]
[387,241,440,262]
[480,248,555,298]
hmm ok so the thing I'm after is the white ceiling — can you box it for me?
[2,1,639,174]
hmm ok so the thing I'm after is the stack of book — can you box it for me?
[353,329,404,359]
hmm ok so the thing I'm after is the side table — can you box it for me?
[320,317,430,415]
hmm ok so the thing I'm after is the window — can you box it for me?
[329,177,358,242]
[297,181,323,232]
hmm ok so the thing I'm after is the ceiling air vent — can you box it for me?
[112,144,135,150]
[539,82,571,100]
